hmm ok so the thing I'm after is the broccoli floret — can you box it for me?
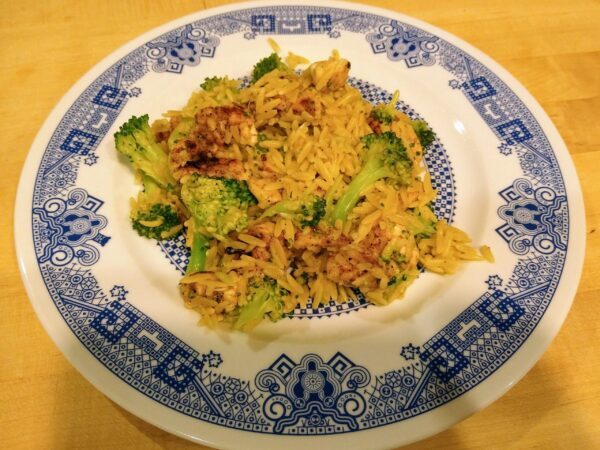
[234,276,289,330]
[114,114,176,191]
[370,105,394,125]
[370,91,399,125]
[380,247,406,264]
[130,176,182,240]
[384,273,410,302]
[181,175,257,274]
[251,53,287,83]
[406,207,437,239]
[200,76,223,91]
[387,273,408,287]
[411,120,436,149]
[262,194,326,228]
[330,132,412,223]
[299,196,326,227]
[132,204,181,239]
[182,175,257,235]
[219,177,259,206]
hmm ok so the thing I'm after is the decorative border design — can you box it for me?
[28,5,569,436]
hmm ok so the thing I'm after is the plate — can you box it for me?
[15,1,585,448]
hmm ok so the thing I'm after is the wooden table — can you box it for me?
[1,0,598,448]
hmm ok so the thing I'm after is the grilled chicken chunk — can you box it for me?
[170,105,256,180]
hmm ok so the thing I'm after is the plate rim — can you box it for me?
[14,1,586,448]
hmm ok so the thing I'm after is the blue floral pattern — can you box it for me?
[497,179,567,255]
[366,21,440,67]
[26,4,571,438]
[33,189,109,266]
[146,24,219,74]
[256,353,370,433]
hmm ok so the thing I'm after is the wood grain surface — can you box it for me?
[1,0,598,448]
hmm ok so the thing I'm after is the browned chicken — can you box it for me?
[179,281,239,312]
[246,221,280,261]
[291,91,321,118]
[326,225,392,288]
[170,105,256,180]
[306,57,351,92]
[367,115,383,134]
[293,228,351,252]
[177,157,247,180]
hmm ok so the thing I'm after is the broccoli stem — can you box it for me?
[234,290,271,330]
[262,200,295,219]
[330,161,391,223]
[186,232,210,274]
[142,174,161,195]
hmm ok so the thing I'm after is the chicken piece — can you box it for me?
[325,225,392,287]
[248,221,276,241]
[169,105,256,180]
[291,91,323,120]
[273,96,292,115]
[367,115,383,135]
[179,281,239,313]
[306,57,350,92]
[151,118,173,143]
[246,221,288,261]
[251,247,271,261]
[174,158,246,181]
[358,224,392,264]
[194,105,257,153]
[325,253,368,287]
[293,228,351,252]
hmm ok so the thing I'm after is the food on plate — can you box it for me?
[115,50,492,330]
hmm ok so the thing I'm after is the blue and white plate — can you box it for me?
[15,1,585,448]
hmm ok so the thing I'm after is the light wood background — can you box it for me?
[1,0,598,448]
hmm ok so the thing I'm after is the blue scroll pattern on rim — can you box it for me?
[366,20,440,67]
[497,179,567,255]
[255,353,370,434]
[33,188,109,267]
[146,24,219,74]
[29,5,568,436]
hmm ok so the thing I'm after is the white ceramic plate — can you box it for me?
[15,1,585,448]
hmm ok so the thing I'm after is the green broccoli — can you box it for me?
[410,120,436,149]
[406,207,437,239]
[370,105,395,125]
[200,76,223,91]
[261,194,326,228]
[130,176,182,240]
[181,175,257,274]
[234,276,289,330]
[386,273,409,288]
[251,53,287,84]
[114,114,176,191]
[370,92,399,125]
[329,131,412,223]
[380,246,406,265]
[132,205,180,239]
